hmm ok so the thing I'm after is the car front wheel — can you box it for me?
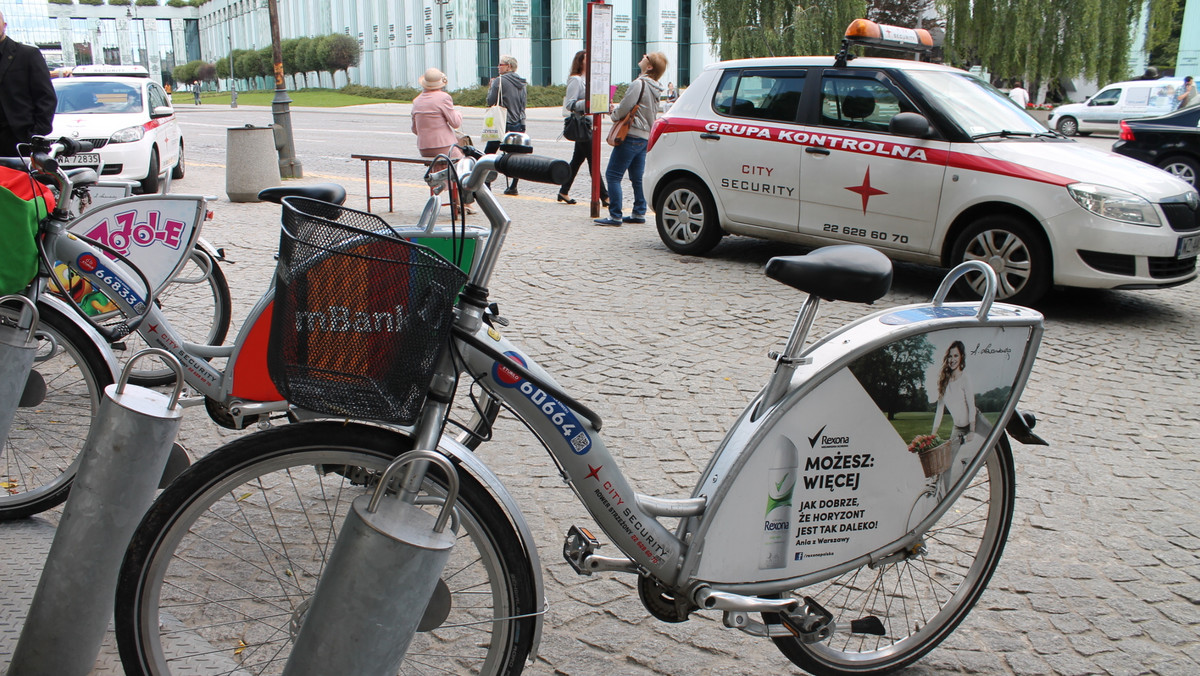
[1158,155,1198,187]
[950,216,1050,306]
[654,178,723,255]
[1055,116,1078,136]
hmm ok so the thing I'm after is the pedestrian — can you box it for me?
[486,55,527,195]
[164,82,172,96]
[667,82,678,102]
[1008,80,1029,109]
[594,52,666,227]
[557,50,608,207]
[0,10,58,157]
[1176,76,1197,110]
[192,81,201,106]
[412,67,471,215]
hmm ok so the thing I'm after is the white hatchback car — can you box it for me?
[645,22,1199,304]
[51,65,183,193]
[1048,78,1183,137]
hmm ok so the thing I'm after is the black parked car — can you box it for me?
[1112,105,1200,187]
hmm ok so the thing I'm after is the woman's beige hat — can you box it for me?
[420,67,448,90]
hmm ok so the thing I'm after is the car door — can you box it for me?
[147,83,179,167]
[694,68,806,231]
[796,69,949,254]
[1079,86,1122,131]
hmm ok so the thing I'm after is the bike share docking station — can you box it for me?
[283,450,460,675]
[0,297,40,448]
[7,350,185,676]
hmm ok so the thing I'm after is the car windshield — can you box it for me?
[54,81,144,114]
[904,70,1047,137]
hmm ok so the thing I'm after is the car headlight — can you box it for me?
[1068,183,1161,226]
[110,125,145,143]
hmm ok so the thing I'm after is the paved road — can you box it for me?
[1,107,1196,675]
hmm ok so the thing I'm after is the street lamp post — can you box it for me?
[228,32,238,108]
[267,0,302,177]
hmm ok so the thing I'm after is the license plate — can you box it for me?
[58,153,101,167]
[1178,234,1200,258]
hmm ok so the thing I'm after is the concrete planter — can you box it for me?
[1025,109,1052,128]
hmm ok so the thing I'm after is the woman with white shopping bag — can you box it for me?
[484,55,527,195]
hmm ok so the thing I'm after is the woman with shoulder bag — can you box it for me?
[595,52,666,227]
[558,51,608,206]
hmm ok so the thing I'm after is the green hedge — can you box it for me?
[340,83,573,108]
[135,0,158,5]
[48,0,73,5]
[108,0,131,5]
[79,0,104,5]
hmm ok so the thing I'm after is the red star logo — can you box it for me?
[845,167,887,214]
[585,464,602,481]
[147,323,158,334]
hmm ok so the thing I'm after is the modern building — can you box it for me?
[197,0,717,90]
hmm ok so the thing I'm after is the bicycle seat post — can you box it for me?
[755,294,821,419]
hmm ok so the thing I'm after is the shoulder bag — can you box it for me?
[482,77,507,143]
[606,80,644,147]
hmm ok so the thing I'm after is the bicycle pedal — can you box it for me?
[563,525,600,575]
[780,596,835,644]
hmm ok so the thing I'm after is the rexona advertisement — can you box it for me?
[697,325,1029,582]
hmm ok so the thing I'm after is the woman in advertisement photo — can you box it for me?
[929,340,976,495]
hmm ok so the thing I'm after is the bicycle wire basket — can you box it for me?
[268,196,467,425]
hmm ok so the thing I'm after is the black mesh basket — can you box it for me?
[268,197,467,425]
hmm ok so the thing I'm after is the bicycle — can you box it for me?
[113,138,1048,675]
[0,137,496,520]
[1,151,233,387]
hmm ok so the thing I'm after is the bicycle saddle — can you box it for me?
[66,168,99,187]
[0,157,28,171]
[766,245,893,304]
[258,183,347,206]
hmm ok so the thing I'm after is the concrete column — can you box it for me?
[609,0,634,84]
[646,0,679,88]
[1177,0,1200,77]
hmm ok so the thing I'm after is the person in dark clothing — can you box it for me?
[0,10,58,157]
[558,50,608,206]
[485,54,528,195]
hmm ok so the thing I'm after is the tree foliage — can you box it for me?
[848,335,936,420]
[318,33,361,77]
[701,0,867,60]
[937,0,1146,84]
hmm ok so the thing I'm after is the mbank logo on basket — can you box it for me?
[294,306,416,333]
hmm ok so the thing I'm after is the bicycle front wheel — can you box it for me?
[115,421,537,675]
[0,302,112,520]
[770,437,1016,675]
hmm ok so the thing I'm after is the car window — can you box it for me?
[818,75,914,133]
[148,84,169,111]
[712,69,806,122]
[1090,88,1120,106]
[54,80,143,114]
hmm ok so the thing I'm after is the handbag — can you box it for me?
[482,77,507,143]
[606,81,644,147]
[563,113,592,143]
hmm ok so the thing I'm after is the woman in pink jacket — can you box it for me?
[411,68,463,159]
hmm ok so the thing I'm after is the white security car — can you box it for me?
[645,21,1200,304]
[51,65,183,193]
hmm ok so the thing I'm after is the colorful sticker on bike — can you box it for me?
[492,351,592,455]
[82,209,187,256]
[52,261,119,316]
[76,252,146,313]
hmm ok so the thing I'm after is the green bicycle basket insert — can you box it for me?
[0,167,57,295]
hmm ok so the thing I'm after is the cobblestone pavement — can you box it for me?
[1,148,1197,675]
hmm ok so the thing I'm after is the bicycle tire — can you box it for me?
[0,302,112,520]
[125,247,232,387]
[768,437,1016,675]
[115,421,537,675]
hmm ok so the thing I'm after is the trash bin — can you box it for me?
[226,124,281,202]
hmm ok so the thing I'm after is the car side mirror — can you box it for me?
[889,112,932,139]
[151,105,174,118]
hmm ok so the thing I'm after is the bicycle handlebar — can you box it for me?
[493,153,571,186]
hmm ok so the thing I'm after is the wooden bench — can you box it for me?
[350,154,434,213]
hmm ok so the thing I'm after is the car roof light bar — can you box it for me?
[835,19,933,67]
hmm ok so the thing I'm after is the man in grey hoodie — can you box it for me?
[486,55,528,195]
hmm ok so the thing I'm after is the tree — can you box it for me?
[1146,0,1183,71]
[214,56,229,81]
[319,33,360,81]
[281,38,301,86]
[848,335,936,420]
[296,37,321,87]
[937,0,1144,86]
[197,61,216,83]
[701,0,866,60]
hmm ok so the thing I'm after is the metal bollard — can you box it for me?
[282,451,460,676]
[0,296,39,448]
[7,350,185,676]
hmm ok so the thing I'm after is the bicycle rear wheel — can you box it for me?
[115,421,537,675]
[124,247,232,386]
[769,437,1016,675]
[0,302,112,520]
